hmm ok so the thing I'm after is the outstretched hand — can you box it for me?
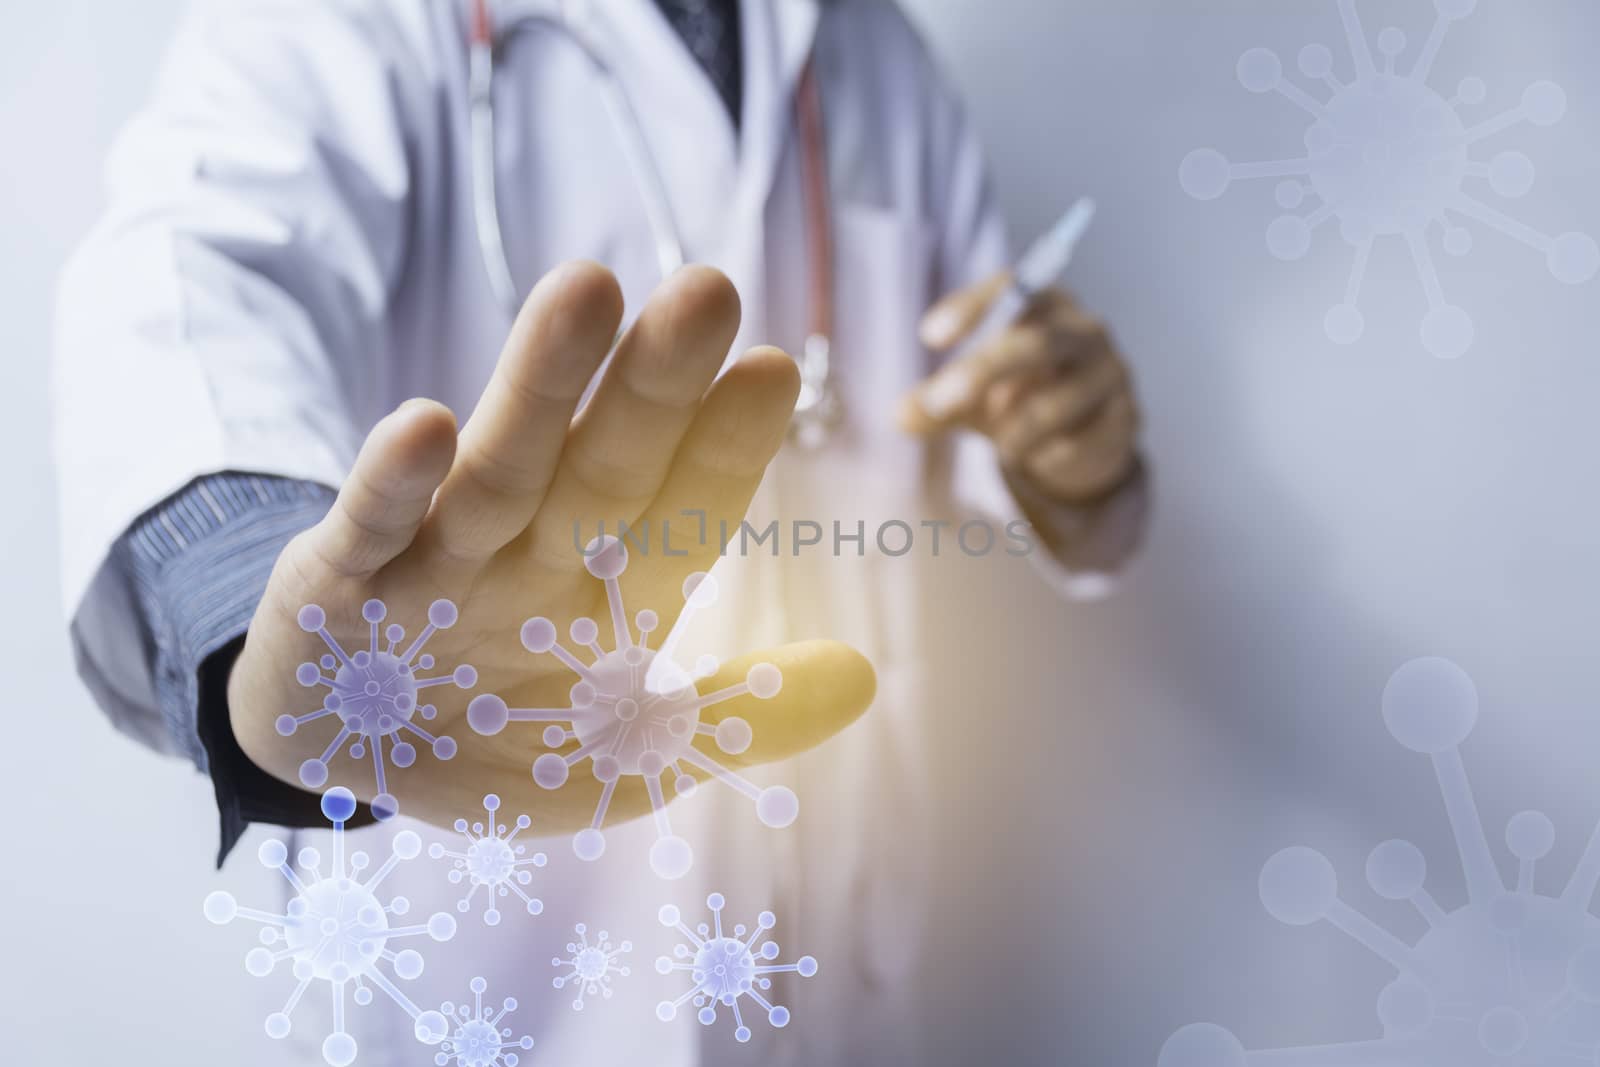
[228,262,875,851]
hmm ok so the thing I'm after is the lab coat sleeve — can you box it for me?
[916,29,1143,599]
[53,0,424,748]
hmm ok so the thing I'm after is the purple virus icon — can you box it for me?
[467,535,797,879]
[1180,0,1598,358]
[415,977,535,1067]
[203,787,458,1066]
[552,923,633,1011]
[1162,658,1600,1067]
[280,598,475,820]
[427,793,548,926]
[655,892,817,1043]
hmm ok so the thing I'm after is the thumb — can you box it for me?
[918,270,1011,351]
[698,640,877,767]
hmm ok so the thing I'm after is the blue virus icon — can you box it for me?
[1161,657,1600,1067]
[427,793,548,926]
[655,893,818,1043]
[415,977,535,1067]
[552,923,633,1011]
[281,598,476,820]
[467,535,797,879]
[203,787,459,1067]
[1180,0,1599,359]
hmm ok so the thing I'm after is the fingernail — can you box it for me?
[919,368,973,419]
[398,397,432,414]
[919,306,964,349]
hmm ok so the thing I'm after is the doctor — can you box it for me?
[54,0,1146,1064]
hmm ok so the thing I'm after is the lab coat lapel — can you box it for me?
[579,0,739,164]
[734,0,820,226]
[721,0,818,359]
[567,0,818,250]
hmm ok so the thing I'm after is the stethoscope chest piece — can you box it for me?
[788,332,844,449]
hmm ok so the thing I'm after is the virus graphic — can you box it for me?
[467,534,797,879]
[655,892,818,1043]
[415,977,535,1067]
[1160,657,1600,1067]
[552,923,633,1011]
[427,793,548,926]
[1179,0,1599,359]
[280,598,476,820]
[202,787,458,1067]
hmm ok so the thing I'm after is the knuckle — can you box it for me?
[566,447,659,508]
[291,527,367,582]
[1043,385,1081,426]
[498,363,580,410]
[278,533,327,591]
[461,444,554,500]
[995,423,1031,466]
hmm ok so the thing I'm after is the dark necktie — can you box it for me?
[654,0,743,128]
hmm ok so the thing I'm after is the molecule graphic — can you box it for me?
[1179,0,1599,359]
[415,977,535,1067]
[427,793,548,926]
[468,534,797,879]
[282,598,476,820]
[202,787,458,1067]
[655,893,818,1043]
[1160,657,1600,1067]
[552,923,633,1011]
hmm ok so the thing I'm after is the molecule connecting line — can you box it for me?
[468,535,799,879]
[552,923,633,1011]
[1180,0,1599,359]
[655,893,818,1043]
[1161,658,1600,1067]
[428,793,548,926]
[202,787,458,1067]
[281,598,476,820]
[416,977,535,1067]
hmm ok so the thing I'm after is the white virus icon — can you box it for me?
[415,977,535,1067]
[427,793,548,926]
[202,787,458,1067]
[1161,657,1600,1067]
[655,892,818,1044]
[552,922,633,1011]
[281,598,476,820]
[1179,0,1599,359]
[467,534,797,880]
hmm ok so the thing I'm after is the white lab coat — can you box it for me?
[54,0,1029,1063]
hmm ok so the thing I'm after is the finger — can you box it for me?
[691,640,877,766]
[422,261,623,564]
[464,640,875,840]
[900,295,1111,435]
[978,371,1038,426]
[294,398,458,579]
[897,320,1058,435]
[990,355,1127,467]
[918,270,1012,351]
[526,265,743,573]
[624,347,800,614]
[1021,393,1140,502]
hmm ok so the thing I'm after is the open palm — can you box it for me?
[228,262,875,874]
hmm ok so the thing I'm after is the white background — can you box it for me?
[4,1,1599,1063]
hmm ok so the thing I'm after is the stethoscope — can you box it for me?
[467,0,843,447]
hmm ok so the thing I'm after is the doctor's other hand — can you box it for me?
[226,261,875,834]
[897,273,1141,505]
